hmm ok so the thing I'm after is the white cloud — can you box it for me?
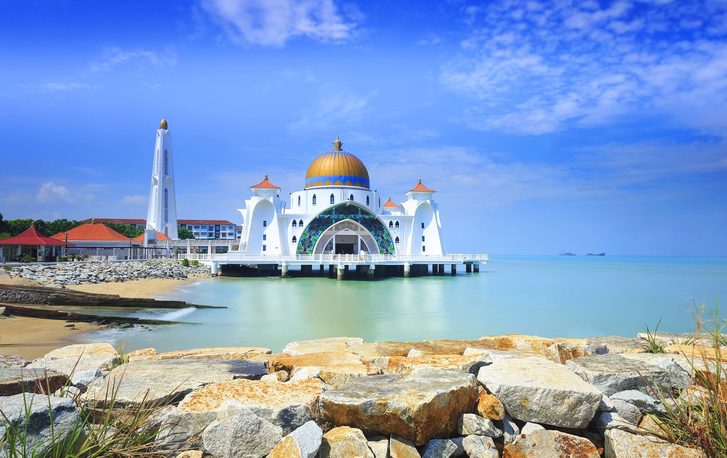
[39,81,87,93]
[202,0,356,46]
[288,92,374,132]
[89,47,176,73]
[121,195,147,205]
[36,182,73,203]
[442,0,727,135]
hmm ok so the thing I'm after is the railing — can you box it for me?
[179,252,490,264]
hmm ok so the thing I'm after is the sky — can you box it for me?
[1,0,726,255]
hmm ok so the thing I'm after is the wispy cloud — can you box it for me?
[288,92,375,132]
[121,195,147,205]
[88,47,177,73]
[441,0,727,135]
[39,81,87,93]
[36,182,74,204]
[201,0,357,46]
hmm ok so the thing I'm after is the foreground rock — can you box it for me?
[320,426,374,458]
[604,429,706,457]
[268,420,323,458]
[0,354,28,368]
[26,343,119,388]
[0,367,67,396]
[566,354,690,396]
[422,437,464,458]
[390,435,421,458]
[463,435,497,458]
[504,429,600,457]
[477,357,602,428]
[201,401,283,458]
[320,368,478,445]
[128,346,271,362]
[177,378,325,433]
[458,413,502,437]
[0,393,79,456]
[268,351,378,387]
[84,359,267,406]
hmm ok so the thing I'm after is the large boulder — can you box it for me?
[268,421,323,458]
[477,357,602,428]
[177,378,325,433]
[282,337,365,355]
[0,367,67,396]
[128,346,271,362]
[0,354,28,368]
[374,353,490,375]
[477,390,505,420]
[611,389,665,414]
[565,354,690,395]
[604,429,706,457]
[26,343,119,388]
[268,351,379,387]
[458,413,502,438]
[201,401,283,458]
[422,437,464,458]
[462,435,498,458]
[503,429,600,458]
[390,435,421,458]
[84,358,267,407]
[320,426,374,458]
[320,368,478,445]
[0,393,80,456]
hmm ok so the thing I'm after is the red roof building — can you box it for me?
[131,231,171,243]
[52,222,130,243]
[0,226,66,262]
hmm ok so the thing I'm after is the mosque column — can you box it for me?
[281,263,289,277]
[403,263,411,278]
[336,264,345,280]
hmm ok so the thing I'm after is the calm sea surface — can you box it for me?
[82,256,727,353]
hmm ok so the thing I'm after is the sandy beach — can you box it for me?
[66,277,201,299]
[0,316,101,359]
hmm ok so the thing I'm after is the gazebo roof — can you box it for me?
[0,226,67,246]
[51,222,130,242]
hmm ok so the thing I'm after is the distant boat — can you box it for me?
[559,252,576,256]
[587,252,606,256]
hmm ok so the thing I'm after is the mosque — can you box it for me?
[237,137,444,259]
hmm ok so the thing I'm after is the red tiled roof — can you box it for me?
[131,231,171,243]
[251,175,280,189]
[383,197,400,208]
[409,179,436,193]
[0,226,67,246]
[51,223,130,242]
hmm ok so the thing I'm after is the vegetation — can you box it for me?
[181,258,190,267]
[648,307,727,457]
[178,227,195,240]
[642,318,666,353]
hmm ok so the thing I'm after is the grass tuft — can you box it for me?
[642,318,666,354]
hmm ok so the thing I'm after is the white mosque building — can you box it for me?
[237,137,445,258]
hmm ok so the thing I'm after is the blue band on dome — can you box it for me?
[305,175,370,189]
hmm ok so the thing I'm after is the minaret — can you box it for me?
[145,117,178,243]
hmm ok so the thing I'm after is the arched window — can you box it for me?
[330,193,335,204]
[263,234,267,241]
[389,221,393,228]
[292,220,297,227]
[395,236,400,244]
[366,195,370,206]
[297,196,301,206]
[312,195,317,205]
[422,245,426,252]
[422,235,425,242]
[263,220,267,227]
[292,236,297,243]
[395,221,400,229]
[421,222,425,229]
[349,194,354,201]
[299,219,303,226]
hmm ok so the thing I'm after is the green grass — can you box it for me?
[642,319,666,353]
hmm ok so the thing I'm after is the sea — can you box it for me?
[81,256,727,353]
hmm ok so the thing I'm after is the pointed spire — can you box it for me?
[333,136,343,152]
[160,117,168,130]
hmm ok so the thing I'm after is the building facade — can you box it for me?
[85,218,239,240]
[237,137,445,256]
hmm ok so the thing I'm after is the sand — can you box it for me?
[66,277,199,299]
[0,316,101,359]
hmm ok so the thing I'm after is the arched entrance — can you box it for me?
[313,220,380,255]
[296,202,395,255]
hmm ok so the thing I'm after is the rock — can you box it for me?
[599,394,617,412]
[520,422,545,435]
[268,420,323,458]
[477,391,505,420]
[84,358,267,407]
[261,370,289,382]
[282,337,365,355]
[320,426,374,458]
[478,357,602,428]
[0,367,67,396]
[201,401,283,458]
[592,411,640,433]
[462,435,497,458]
[544,341,586,364]
[127,347,157,360]
[584,336,644,355]
[604,428,706,457]
[368,436,390,458]
[565,354,690,396]
[0,393,80,456]
[178,378,325,433]
[458,414,502,438]
[269,351,377,386]
[130,346,271,361]
[611,389,665,414]
[503,429,600,458]
[320,368,478,445]
[408,348,425,358]
[27,343,119,388]
[0,354,28,368]
[502,413,520,444]
[390,435,421,458]
[176,451,203,458]
[611,399,642,425]
[422,437,464,458]
[376,353,491,375]
[290,366,322,381]
[156,406,217,449]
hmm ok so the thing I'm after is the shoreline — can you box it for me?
[0,316,101,359]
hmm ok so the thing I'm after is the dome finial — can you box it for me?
[160,117,168,130]
[333,136,342,152]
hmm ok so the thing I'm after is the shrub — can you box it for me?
[19,255,35,263]
[642,319,666,353]
[191,260,200,267]
[181,258,190,267]
[57,256,67,262]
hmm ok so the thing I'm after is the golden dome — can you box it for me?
[305,138,370,189]
[160,117,168,130]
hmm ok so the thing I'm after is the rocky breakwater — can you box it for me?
[0,333,712,457]
[3,259,211,286]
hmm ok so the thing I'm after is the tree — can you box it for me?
[178,227,195,240]
[103,222,144,238]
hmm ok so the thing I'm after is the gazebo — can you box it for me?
[0,226,67,262]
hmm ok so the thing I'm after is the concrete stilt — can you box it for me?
[474,263,480,273]
[439,264,445,275]
[451,264,457,275]
[211,262,219,276]
[403,263,411,278]
[337,265,345,280]
[466,263,472,273]
[367,265,375,279]
[280,263,289,277]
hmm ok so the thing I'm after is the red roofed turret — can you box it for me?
[409,179,436,193]
[251,175,280,189]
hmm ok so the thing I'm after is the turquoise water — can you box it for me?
[84,256,727,353]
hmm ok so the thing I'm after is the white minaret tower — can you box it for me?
[145,117,178,242]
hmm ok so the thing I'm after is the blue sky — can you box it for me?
[1,0,726,255]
